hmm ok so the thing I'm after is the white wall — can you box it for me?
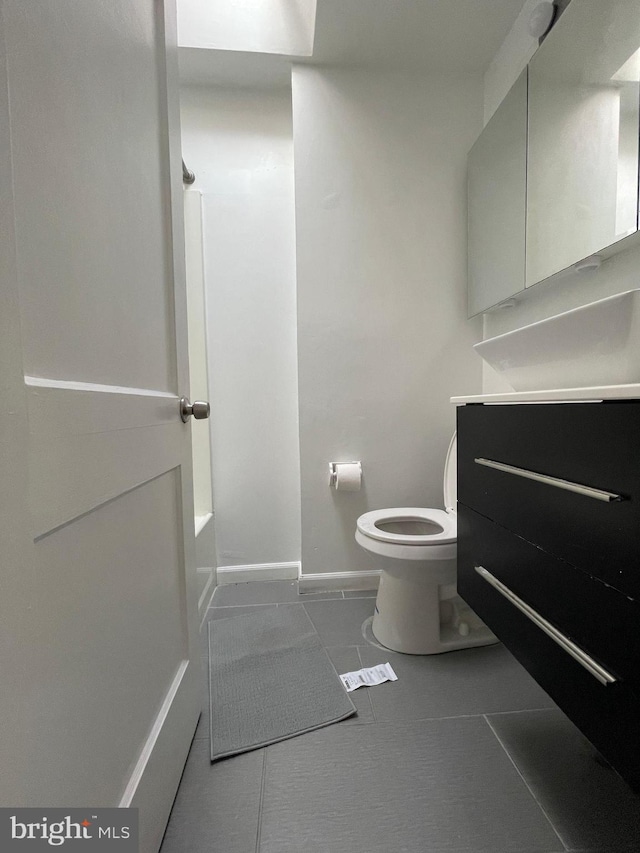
[177,0,316,56]
[180,87,301,568]
[481,2,640,394]
[292,66,483,577]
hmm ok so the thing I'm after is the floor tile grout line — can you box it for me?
[208,602,300,610]
[301,602,319,636]
[208,595,375,610]
[208,598,346,610]
[323,699,555,723]
[481,706,558,718]
[483,714,569,852]
[320,710,531,726]
[204,708,576,738]
[369,705,567,725]
[255,748,268,853]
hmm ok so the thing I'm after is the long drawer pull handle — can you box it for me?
[475,566,617,686]
[474,457,622,503]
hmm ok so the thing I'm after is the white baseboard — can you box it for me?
[298,570,381,593]
[216,561,301,584]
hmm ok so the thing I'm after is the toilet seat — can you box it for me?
[356,507,456,546]
[356,433,458,550]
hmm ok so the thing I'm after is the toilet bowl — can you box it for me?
[355,433,498,655]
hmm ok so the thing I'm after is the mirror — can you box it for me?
[526,0,640,286]
[467,69,527,316]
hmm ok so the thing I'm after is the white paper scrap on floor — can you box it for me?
[340,663,398,692]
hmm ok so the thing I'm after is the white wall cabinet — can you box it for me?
[526,0,640,286]
[468,0,640,315]
[467,69,527,316]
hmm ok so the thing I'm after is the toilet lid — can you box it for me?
[443,432,456,513]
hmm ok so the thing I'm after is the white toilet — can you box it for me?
[355,433,498,655]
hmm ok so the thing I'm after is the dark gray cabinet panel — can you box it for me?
[457,401,640,601]
[457,401,640,793]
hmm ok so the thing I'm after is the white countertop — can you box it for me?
[451,383,640,404]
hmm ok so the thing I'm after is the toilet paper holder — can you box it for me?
[328,461,362,488]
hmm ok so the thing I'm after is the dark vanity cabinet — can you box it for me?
[457,401,640,791]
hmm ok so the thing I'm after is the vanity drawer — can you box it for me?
[457,401,640,600]
[457,504,640,686]
[457,505,640,791]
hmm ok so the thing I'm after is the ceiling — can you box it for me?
[308,0,530,73]
[178,0,530,88]
[179,48,293,89]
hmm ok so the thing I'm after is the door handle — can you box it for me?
[180,397,210,422]
[474,457,622,503]
[474,566,617,686]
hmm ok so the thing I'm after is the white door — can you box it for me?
[0,2,201,852]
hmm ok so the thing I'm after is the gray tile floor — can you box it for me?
[161,581,640,853]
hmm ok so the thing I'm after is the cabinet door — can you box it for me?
[457,401,640,600]
[467,69,527,316]
[458,504,640,793]
[526,0,640,286]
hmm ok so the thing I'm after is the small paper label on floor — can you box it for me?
[339,663,398,692]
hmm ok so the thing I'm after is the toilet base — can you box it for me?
[371,559,498,655]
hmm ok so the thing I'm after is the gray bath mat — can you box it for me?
[208,606,356,761]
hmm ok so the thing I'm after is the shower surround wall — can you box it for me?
[292,67,483,581]
[179,86,301,573]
